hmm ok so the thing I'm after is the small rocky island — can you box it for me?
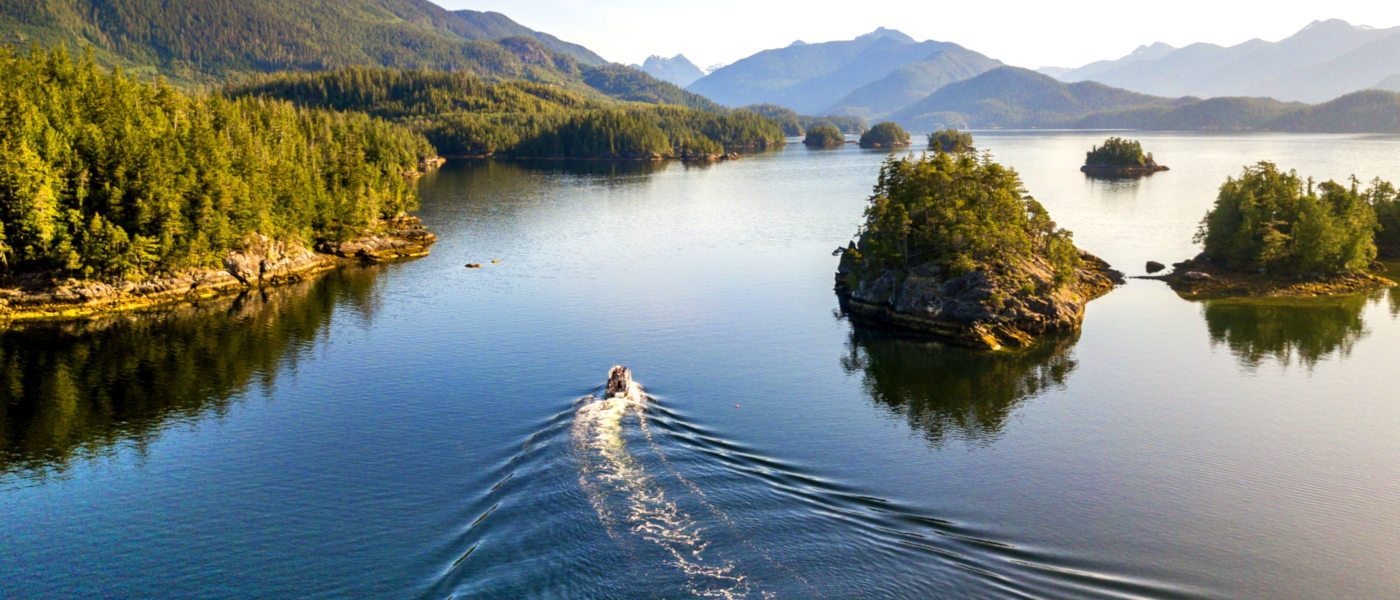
[836,153,1122,350]
[803,124,846,148]
[858,121,912,149]
[1081,137,1168,177]
[1149,161,1395,298]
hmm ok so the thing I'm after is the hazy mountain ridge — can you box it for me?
[686,27,1000,116]
[889,67,1185,130]
[1050,20,1400,103]
[883,66,1400,133]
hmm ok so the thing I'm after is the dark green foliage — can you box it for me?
[0,48,431,280]
[581,65,724,112]
[853,153,1080,283]
[1195,162,1378,274]
[1267,90,1400,133]
[739,104,868,136]
[1084,137,1154,167]
[1361,179,1400,257]
[928,129,974,153]
[803,125,845,148]
[1075,97,1303,131]
[859,122,911,148]
[228,68,785,158]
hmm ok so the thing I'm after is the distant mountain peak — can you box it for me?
[789,40,808,47]
[1303,18,1354,30]
[638,53,705,87]
[856,27,915,44]
[1130,42,1175,58]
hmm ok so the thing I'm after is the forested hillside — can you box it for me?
[0,47,431,280]
[226,68,785,158]
[0,0,713,113]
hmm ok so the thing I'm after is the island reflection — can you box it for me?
[1198,291,1383,370]
[0,268,381,481]
[840,328,1079,447]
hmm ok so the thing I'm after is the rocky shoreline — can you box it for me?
[1080,164,1169,177]
[1144,257,1396,299]
[0,216,436,322]
[836,249,1123,351]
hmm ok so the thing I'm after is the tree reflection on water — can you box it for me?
[0,268,382,481]
[840,328,1080,447]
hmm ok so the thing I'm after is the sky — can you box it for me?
[432,0,1400,70]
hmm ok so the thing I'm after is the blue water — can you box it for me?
[3,132,1400,598]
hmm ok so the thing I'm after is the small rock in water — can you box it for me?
[1146,261,1166,274]
[465,263,482,268]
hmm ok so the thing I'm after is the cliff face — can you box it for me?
[837,247,1121,350]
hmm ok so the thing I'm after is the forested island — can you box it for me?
[0,48,439,320]
[928,129,974,153]
[835,153,1121,350]
[804,125,846,148]
[1081,137,1167,176]
[858,122,912,149]
[1156,162,1397,298]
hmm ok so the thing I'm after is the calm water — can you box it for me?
[4,132,1400,599]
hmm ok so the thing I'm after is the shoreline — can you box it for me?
[441,142,784,163]
[1143,259,1396,299]
[1080,164,1169,177]
[0,218,437,323]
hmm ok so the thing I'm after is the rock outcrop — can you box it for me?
[0,218,437,322]
[836,248,1122,350]
[1148,256,1395,299]
[1080,163,1169,177]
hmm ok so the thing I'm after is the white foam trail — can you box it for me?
[572,378,761,599]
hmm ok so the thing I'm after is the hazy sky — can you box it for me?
[433,0,1400,69]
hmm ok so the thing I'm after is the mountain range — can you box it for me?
[1044,19,1400,103]
[636,54,706,87]
[686,27,1001,118]
[4,1,1398,135]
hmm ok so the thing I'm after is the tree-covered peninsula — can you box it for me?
[0,48,438,320]
[1159,162,1395,297]
[804,124,846,148]
[835,153,1120,350]
[738,104,868,137]
[858,122,912,149]
[227,68,786,160]
[1081,137,1167,176]
[928,128,974,153]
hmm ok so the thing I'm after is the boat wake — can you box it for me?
[428,367,1198,599]
[572,366,764,599]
